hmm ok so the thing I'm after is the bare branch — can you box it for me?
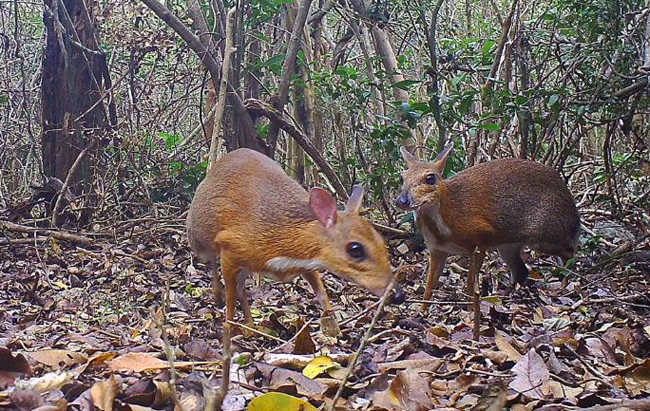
[208,7,236,166]
[267,0,314,153]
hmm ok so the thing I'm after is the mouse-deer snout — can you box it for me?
[395,192,412,210]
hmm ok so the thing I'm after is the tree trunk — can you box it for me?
[42,0,116,217]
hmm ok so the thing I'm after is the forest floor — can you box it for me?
[1,204,650,410]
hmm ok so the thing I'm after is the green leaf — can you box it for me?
[482,40,496,55]
[392,79,421,90]
[549,94,560,106]
[478,123,501,132]
[160,132,182,149]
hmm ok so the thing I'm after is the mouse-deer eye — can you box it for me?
[346,242,366,260]
[425,173,438,185]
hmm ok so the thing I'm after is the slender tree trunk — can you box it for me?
[42,0,116,221]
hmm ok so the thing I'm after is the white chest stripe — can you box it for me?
[266,257,326,272]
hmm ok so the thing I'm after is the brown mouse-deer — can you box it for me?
[396,143,580,307]
[187,148,404,335]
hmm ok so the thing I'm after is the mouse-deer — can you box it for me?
[396,143,580,308]
[187,148,404,336]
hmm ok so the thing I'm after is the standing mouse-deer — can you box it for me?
[396,143,580,307]
[187,148,404,336]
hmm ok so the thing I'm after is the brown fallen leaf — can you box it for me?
[0,348,32,390]
[293,318,316,355]
[24,349,88,369]
[109,353,167,373]
[508,349,549,400]
[255,362,328,398]
[495,330,522,362]
[470,379,507,411]
[623,365,650,396]
[377,357,443,373]
[184,340,221,361]
[541,380,583,399]
[9,389,44,410]
[108,352,211,373]
[371,369,433,411]
[123,379,156,406]
[90,375,121,411]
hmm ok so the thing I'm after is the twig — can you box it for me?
[225,320,287,344]
[0,220,94,246]
[51,142,91,227]
[213,320,232,411]
[268,319,315,353]
[150,304,185,411]
[327,274,398,411]
[339,301,380,327]
[405,298,472,306]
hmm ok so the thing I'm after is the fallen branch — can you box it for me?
[0,220,94,246]
[582,399,650,411]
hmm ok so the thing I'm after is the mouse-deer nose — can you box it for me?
[390,285,406,304]
[395,193,411,210]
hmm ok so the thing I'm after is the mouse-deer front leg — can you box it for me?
[303,271,340,337]
[422,250,448,311]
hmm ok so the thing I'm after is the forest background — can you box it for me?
[0,0,649,409]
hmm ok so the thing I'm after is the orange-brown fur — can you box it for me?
[187,148,395,330]
[397,145,580,301]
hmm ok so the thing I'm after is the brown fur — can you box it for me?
[397,145,580,299]
[187,148,393,326]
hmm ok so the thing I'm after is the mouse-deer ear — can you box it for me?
[309,187,337,228]
[345,184,364,214]
[400,146,417,165]
[434,142,453,172]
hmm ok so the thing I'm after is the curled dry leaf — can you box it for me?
[293,318,316,355]
[495,330,522,363]
[14,371,75,393]
[263,353,351,369]
[255,362,328,398]
[0,348,32,374]
[90,375,121,411]
[508,349,550,400]
[184,339,221,361]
